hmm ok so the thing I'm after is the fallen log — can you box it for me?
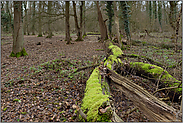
[128,62,182,94]
[80,40,182,122]
[107,68,181,122]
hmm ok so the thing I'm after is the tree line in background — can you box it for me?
[1,1,182,57]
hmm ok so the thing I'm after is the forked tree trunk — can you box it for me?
[65,1,70,44]
[10,1,28,57]
[96,1,108,42]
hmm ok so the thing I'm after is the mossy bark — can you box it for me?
[80,68,112,122]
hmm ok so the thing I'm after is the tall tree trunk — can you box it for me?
[96,1,108,42]
[47,1,53,38]
[28,1,32,35]
[23,1,27,35]
[79,1,84,40]
[5,1,9,32]
[174,4,182,52]
[32,1,35,35]
[113,1,121,48]
[10,1,28,57]
[106,1,114,39]
[72,1,83,41]
[158,1,162,32]
[120,1,131,42]
[65,1,70,44]
[83,1,86,36]
[38,1,42,37]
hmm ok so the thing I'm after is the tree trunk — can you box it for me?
[65,1,70,44]
[38,1,43,37]
[23,1,27,35]
[96,1,108,42]
[27,1,32,35]
[47,1,53,38]
[32,1,35,35]
[83,1,86,36]
[113,1,121,48]
[10,1,28,58]
[72,1,83,41]
[106,1,114,40]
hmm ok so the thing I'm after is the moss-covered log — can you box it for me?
[80,40,181,122]
[80,68,112,122]
[129,62,182,94]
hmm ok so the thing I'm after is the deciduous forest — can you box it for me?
[1,1,182,122]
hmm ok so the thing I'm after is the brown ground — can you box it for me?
[1,34,182,122]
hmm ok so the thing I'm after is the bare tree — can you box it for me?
[38,1,43,37]
[65,1,71,44]
[32,1,35,35]
[96,1,108,42]
[73,1,84,41]
[10,1,28,57]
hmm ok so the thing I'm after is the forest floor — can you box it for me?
[1,33,182,122]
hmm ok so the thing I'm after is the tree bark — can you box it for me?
[65,1,70,44]
[32,1,35,35]
[72,1,83,41]
[23,1,27,35]
[96,1,108,42]
[38,1,43,37]
[47,1,53,38]
[113,1,121,48]
[10,1,28,57]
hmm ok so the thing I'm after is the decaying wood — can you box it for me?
[107,68,181,122]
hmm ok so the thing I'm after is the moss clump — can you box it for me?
[37,34,43,37]
[81,68,111,122]
[108,43,123,57]
[75,38,83,41]
[10,48,28,58]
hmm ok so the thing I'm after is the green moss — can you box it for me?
[81,68,111,122]
[130,62,182,93]
[95,49,104,51]
[108,44,123,57]
[37,34,43,37]
[130,54,139,57]
[10,48,28,58]
[75,38,83,41]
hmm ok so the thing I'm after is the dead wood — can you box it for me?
[107,68,181,122]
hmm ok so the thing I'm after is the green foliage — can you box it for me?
[153,1,157,19]
[1,10,13,32]
[104,2,114,36]
[10,48,28,58]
